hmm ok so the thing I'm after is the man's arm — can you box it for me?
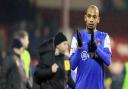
[34,64,53,80]
[34,62,58,82]
[95,34,112,66]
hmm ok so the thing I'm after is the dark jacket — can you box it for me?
[4,51,27,89]
[34,38,75,89]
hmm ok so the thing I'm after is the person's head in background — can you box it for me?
[12,38,24,55]
[84,5,100,32]
[14,30,29,49]
[54,32,69,56]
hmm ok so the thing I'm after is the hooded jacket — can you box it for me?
[34,38,75,89]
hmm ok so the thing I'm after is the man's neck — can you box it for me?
[86,27,97,34]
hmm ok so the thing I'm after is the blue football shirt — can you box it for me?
[70,29,112,89]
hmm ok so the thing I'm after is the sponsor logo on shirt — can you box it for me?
[81,51,89,61]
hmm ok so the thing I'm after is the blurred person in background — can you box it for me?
[0,28,7,89]
[34,32,75,89]
[14,30,33,89]
[41,26,51,41]
[109,61,128,89]
[104,60,128,89]
[70,5,112,89]
[109,61,123,89]
[122,62,128,89]
[4,38,28,89]
[0,52,7,89]
[29,29,42,58]
[0,28,7,60]
[104,65,112,89]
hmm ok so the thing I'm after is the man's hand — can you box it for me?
[51,63,59,73]
[88,30,97,52]
[88,41,97,52]
[76,29,82,48]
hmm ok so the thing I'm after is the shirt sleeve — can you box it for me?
[96,34,112,66]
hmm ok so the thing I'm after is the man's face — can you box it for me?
[57,41,69,54]
[21,35,29,48]
[84,8,100,30]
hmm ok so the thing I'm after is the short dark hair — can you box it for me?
[84,5,99,15]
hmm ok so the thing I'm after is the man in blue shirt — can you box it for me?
[70,5,112,89]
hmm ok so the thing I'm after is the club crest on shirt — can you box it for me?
[81,51,89,61]
[95,39,102,46]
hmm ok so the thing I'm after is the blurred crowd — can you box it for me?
[0,26,128,89]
